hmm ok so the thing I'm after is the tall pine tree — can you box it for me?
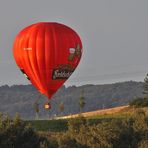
[143,74,148,96]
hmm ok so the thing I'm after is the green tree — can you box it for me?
[130,74,148,107]
[0,114,40,148]
[58,102,65,116]
[34,100,39,120]
[79,90,85,113]
[144,74,148,96]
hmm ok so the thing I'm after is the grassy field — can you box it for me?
[57,105,130,119]
[26,119,68,132]
[26,106,148,132]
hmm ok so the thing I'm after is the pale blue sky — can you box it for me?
[0,0,148,86]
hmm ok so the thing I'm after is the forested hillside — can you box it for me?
[0,81,144,119]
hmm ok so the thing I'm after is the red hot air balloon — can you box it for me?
[13,22,82,101]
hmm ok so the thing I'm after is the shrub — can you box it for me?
[65,112,148,148]
[67,114,87,135]
[129,97,148,107]
[0,114,40,148]
[67,115,118,148]
[57,134,84,148]
[39,132,58,148]
[138,140,148,148]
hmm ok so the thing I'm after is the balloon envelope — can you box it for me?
[13,22,82,99]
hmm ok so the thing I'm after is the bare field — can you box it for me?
[57,105,130,119]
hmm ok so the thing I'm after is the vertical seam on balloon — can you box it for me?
[26,27,36,80]
[52,23,58,87]
[36,24,47,92]
[67,28,73,66]
[18,33,26,69]
[45,24,54,94]
[35,25,43,91]
[58,25,64,66]
[33,25,43,91]
[43,24,48,90]
[23,27,39,86]
[27,26,41,88]
[44,25,48,87]
[52,23,57,67]
[51,24,57,88]
[18,30,29,80]
[23,31,33,81]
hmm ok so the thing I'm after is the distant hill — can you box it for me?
[0,81,144,119]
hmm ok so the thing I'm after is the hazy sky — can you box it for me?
[0,0,148,86]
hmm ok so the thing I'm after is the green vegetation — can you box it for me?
[26,112,131,132]
[143,74,148,95]
[1,75,148,147]
[33,101,40,120]
[0,114,40,148]
[130,97,148,107]
[130,74,148,108]
[38,109,148,148]
[0,108,148,148]
[79,90,85,113]
[58,102,65,116]
[26,119,68,132]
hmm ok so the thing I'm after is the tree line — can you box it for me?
[0,109,148,148]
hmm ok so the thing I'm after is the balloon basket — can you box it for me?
[44,102,51,110]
